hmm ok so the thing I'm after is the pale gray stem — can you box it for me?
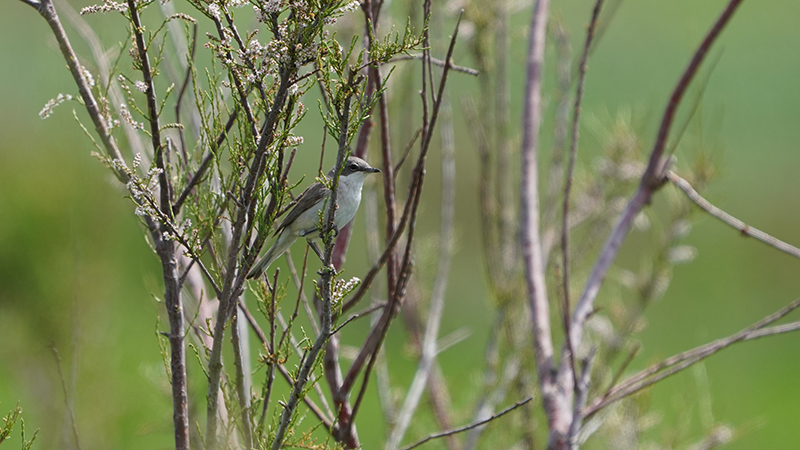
[520,0,574,448]
[668,171,800,259]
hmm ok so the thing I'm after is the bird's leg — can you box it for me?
[306,238,324,262]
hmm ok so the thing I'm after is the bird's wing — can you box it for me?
[273,181,330,236]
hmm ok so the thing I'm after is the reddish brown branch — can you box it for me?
[567,0,744,389]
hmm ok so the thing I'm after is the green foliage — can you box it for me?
[0,404,38,450]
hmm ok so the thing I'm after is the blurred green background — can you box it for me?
[2,0,800,448]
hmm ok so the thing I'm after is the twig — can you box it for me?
[389,54,479,76]
[50,345,82,450]
[332,302,387,335]
[560,0,605,398]
[393,127,422,175]
[205,63,293,449]
[584,303,800,418]
[400,397,534,450]
[386,60,458,450]
[340,8,464,403]
[667,171,800,259]
[23,0,128,182]
[173,108,239,215]
[568,348,596,449]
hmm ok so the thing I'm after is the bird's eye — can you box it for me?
[349,163,358,170]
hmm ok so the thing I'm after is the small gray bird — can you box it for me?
[246,156,380,279]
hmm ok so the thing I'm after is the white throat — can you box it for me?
[333,172,369,229]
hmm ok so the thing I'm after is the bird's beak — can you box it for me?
[369,167,381,173]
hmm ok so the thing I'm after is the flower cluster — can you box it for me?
[80,0,127,15]
[207,3,221,19]
[332,277,362,303]
[119,104,145,130]
[80,66,95,88]
[39,93,73,119]
[285,135,304,146]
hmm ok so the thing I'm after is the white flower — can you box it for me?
[81,66,95,88]
[264,0,282,13]
[286,135,304,146]
[134,80,148,93]
[80,0,127,15]
[119,104,144,130]
[341,0,359,12]
[39,93,73,119]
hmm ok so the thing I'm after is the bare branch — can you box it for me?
[400,397,534,450]
[520,0,571,447]
[667,171,800,259]
[127,2,189,448]
[386,92,457,450]
[584,296,800,417]
[389,54,479,76]
[332,302,387,336]
[50,345,82,450]
[560,0,605,396]
[568,0,744,379]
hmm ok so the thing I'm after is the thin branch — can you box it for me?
[385,66,458,450]
[400,397,534,450]
[173,108,239,214]
[642,0,744,186]
[340,9,464,402]
[205,65,293,449]
[667,171,800,259]
[332,302,387,335]
[389,54,479,76]
[27,0,128,182]
[584,297,800,417]
[50,345,82,450]
[560,0,605,397]
[568,0,744,378]
[270,70,360,450]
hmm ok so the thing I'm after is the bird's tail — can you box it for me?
[246,229,295,279]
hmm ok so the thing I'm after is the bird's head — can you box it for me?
[338,156,381,179]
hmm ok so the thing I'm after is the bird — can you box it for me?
[246,156,380,279]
